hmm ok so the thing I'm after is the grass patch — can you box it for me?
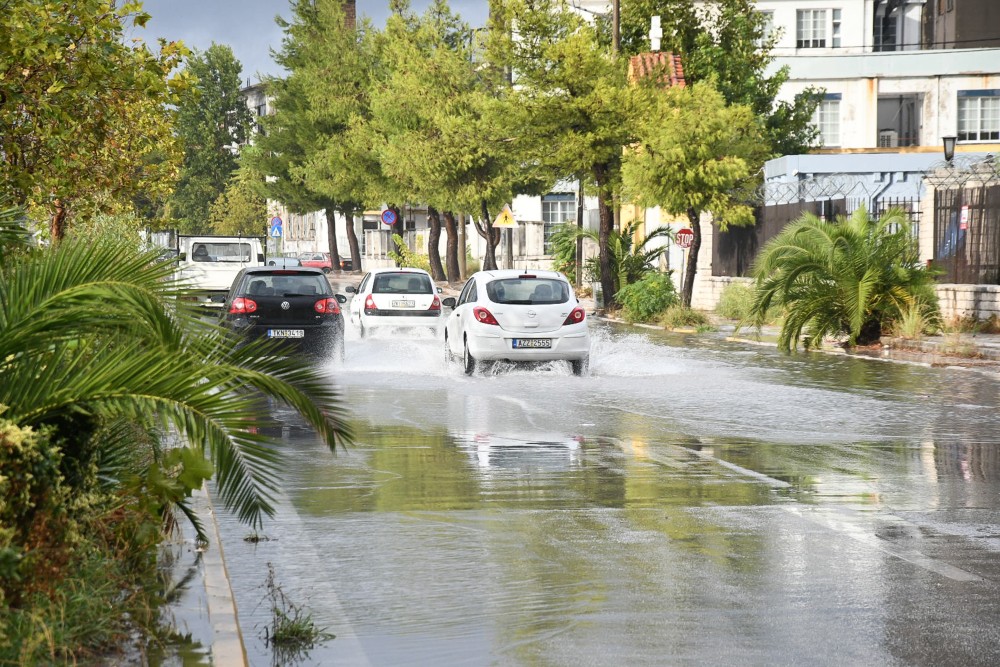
[891,304,940,340]
[262,562,333,659]
[658,306,714,332]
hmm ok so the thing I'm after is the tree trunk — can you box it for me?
[324,207,342,270]
[593,164,616,310]
[476,200,499,271]
[680,207,702,308]
[343,207,362,272]
[426,206,446,281]
[50,198,67,243]
[390,204,403,265]
[443,210,461,282]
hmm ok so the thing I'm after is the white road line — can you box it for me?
[784,506,983,582]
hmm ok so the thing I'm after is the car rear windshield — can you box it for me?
[242,272,331,297]
[372,272,433,294]
[191,242,253,262]
[486,278,570,305]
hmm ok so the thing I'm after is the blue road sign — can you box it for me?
[380,209,397,226]
[270,216,283,238]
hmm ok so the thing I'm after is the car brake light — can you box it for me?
[429,296,441,311]
[563,307,586,325]
[314,298,340,314]
[230,297,257,314]
[519,274,536,279]
[364,294,377,314]
[473,306,499,325]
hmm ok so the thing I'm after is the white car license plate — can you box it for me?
[267,329,304,338]
[512,338,551,349]
[392,300,415,308]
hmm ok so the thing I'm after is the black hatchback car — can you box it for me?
[220,266,347,359]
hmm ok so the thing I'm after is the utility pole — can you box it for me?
[576,179,584,288]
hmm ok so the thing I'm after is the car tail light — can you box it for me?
[364,294,378,315]
[473,306,499,325]
[230,297,257,314]
[563,307,586,325]
[429,296,441,311]
[314,298,340,314]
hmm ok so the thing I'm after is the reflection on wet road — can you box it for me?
[213,323,1000,666]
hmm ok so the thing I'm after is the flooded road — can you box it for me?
[213,323,1000,666]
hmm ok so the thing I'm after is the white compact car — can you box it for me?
[442,269,591,375]
[345,267,443,337]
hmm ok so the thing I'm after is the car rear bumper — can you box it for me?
[466,330,590,361]
[360,312,443,329]
[230,321,344,354]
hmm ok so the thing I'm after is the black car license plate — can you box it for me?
[512,338,551,349]
[267,329,305,338]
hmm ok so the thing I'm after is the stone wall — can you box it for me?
[935,284,1000,320]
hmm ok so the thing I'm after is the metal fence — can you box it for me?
[712,189,921,278]
[932,184,1000,284]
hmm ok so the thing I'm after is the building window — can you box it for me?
[541,194,576,255]
[875,15,897,52]
[958,91,1000,142]
[812,95,841,147]
[756,10,775,46]
[831,9,841,48]
[796,9,827,48]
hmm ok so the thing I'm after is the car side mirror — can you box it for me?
[345,286,357,294]
[179,253,187,261]
[436,286,443,294]
[210,294,226,303]
[442,297,457,308]
[257,253,265,263]
[336,294,347,303]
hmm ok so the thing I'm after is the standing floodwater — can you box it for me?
[212,323,1000,666]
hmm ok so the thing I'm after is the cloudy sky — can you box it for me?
[137,1,490,84]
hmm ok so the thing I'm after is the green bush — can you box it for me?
[715,282,755,320]
[659,305,714,331]
[615,272,678,323]
[389,234,431,272]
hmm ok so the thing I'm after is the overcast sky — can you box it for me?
[137,1,490,84]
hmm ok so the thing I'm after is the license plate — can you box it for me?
[512,338,551,349]
[267,329,304,338]
[392,300,415,308]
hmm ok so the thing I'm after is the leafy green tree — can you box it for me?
[620,0,822,155]
[572,220,672,295]
[170,44,252,233]
[210,154,267,236]
[252,0,371,271]
[488,0,635,307]
[371,0,530,276]
[622,81,767,307]
[0,0,186,240]
[748,207,939,351]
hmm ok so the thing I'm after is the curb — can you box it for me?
[193,486,248,666]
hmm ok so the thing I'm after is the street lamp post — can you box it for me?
[942,135,957,163]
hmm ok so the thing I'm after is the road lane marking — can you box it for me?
[783,506,984,583]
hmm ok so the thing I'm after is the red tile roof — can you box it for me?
[628,52,686,87]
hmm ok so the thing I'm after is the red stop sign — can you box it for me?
[676,228,694,249]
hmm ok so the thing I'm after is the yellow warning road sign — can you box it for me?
[492,204,516,228]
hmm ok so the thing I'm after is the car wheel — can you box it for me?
[358,321,367,339]
[571,357,589,377]
[322,267,331,274]
[444,334,452,363]
[462,338,477,376]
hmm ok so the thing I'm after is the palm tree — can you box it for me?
[748,206,938,351]
[0,207,351,534]
[551,220,673,299]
